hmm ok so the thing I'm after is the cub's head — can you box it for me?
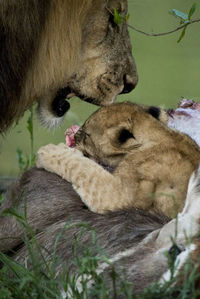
[75,102,168,167]
[37,0,138,128]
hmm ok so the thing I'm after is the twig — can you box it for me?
[127,18,200,37]
[106,6,200,37]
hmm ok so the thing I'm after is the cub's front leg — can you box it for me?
[36,143,83,178]
[36,143,127,213]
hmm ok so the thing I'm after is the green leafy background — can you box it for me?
[1,0,200,175]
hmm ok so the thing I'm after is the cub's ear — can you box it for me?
[147,106,168,125]
[147,106,160,119]
[118,129,135,144]
[109,126,139,151]
[116,128,140,150]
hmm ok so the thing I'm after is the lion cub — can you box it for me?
[36,102,200,218]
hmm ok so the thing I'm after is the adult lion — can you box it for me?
[0,0,138,132]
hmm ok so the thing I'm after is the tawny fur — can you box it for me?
[36,102,200,218]
[0,0,137,132]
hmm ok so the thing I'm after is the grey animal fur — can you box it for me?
[0,167,170,295]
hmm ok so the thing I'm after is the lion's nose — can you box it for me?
[120,74,137,94]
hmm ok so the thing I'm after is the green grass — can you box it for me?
[0,207,134,299]
[0,208,200,298]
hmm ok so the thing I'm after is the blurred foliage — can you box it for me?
[113,8,130,25]
[1,0,200,175]
[16,108,35,173]
[171,3,197,42]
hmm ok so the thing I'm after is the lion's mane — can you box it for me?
[0,0,92,132]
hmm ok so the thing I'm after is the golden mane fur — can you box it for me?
[0,0,92,131]
[22,0,93,104]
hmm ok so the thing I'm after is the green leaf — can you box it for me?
[16,148,30,172]
[0,194,4,203]
[26,108,33,138]
[177,26,187,43]
[172,9,188,21]
[16,148,25,171]
[188,3,197,20]
[125,13,130,21]
[113,8,123,25]
[26,107,34,165]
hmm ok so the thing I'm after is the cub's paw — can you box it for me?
[57,143,83,157]
[36,143,59,170]
[36,143,83,172]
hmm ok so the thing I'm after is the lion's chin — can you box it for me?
[75,91,120,106]
[66,83,123,107]
[37,84,120,129]
[76,93,101,106]
[58,86,101,106]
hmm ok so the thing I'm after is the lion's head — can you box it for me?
[66,0,138,104]
[0,0,138,132]
[36,0,138,128]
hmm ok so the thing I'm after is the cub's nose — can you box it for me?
[120,74,137,94]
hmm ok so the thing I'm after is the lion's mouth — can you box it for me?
[51,87,72,117]
[52,87,101,118]
[67,86,102,106]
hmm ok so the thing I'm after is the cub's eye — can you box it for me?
[118,129,135,143]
